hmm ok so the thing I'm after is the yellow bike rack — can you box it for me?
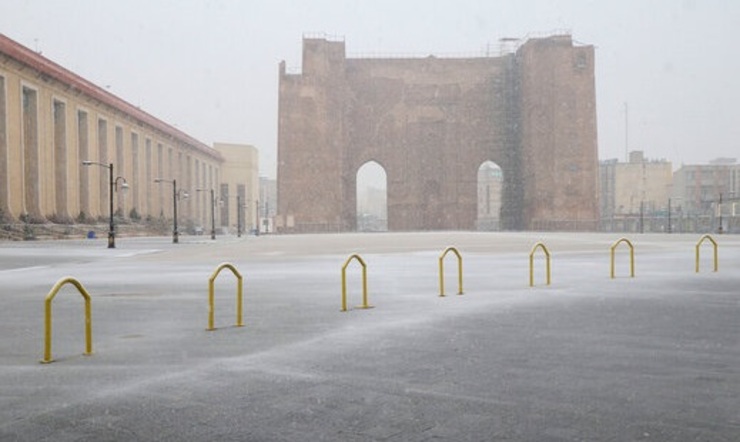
[695,234,718,273]
[208,262,244,331]
[610,237,635,279]
[41,277,93,364]
[439,246,463,297]
[529,242,551,287]
[341,254,373,312]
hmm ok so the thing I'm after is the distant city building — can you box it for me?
[672,158,740,233]
[258,176,277,233]
[214,143,259,234]
[357,185,387,232]
[599,151,672,232]
[477,162,503,230]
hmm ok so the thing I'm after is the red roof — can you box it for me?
[0,33,222,161]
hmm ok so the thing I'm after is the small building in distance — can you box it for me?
[357,185,387,232]
[214,143,259,234]
[599,151,672,232]
[672,158,740,233]
[476,162,503,230]
[258,176,277,233]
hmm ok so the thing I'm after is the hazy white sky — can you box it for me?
[1,0,738,177]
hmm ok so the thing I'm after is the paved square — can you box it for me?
[1,232,739,441]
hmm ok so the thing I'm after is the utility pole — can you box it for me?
[255,200,260,236]
[718,193,723,234]
[624,102,629,162]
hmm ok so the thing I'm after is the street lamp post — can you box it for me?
[83,161,128,248]
[224,194,246,238]
[236,194,242,238]
[155,178,188,243]
[671,197,684,233]
[209,189,216,240]
[718,193,723,234]
[196,188,217,240]
[731,192,737,234]
[255,199,260,236]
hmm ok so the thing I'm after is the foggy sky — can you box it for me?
[1,0,738,177]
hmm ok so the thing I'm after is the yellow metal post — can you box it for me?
[529,242,551,287]
[439,246,463,296]
[207,262,244,331]
[341,254,373,311]
[610,237,635,279]
[41,277,93,364]
[341,266,348,312]
[695,234,718,273]
[361,264,369,308]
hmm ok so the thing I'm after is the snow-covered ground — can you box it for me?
[1,232,739,441]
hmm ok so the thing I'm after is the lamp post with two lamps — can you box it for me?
[82,161,128,248]
[154,178,188,243]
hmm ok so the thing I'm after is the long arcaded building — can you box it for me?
[0,33,256,232]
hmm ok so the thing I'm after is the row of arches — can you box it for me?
[355,160,504,232]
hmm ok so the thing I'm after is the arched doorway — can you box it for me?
[356,161,387,232]
[477,161,503,231]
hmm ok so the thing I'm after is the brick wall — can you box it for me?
[277,35,598,232]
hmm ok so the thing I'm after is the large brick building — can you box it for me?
[277,34,598,232]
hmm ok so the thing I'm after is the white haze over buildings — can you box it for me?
[1,0,739,179]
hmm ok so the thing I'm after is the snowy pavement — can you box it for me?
[1,232,739,441]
